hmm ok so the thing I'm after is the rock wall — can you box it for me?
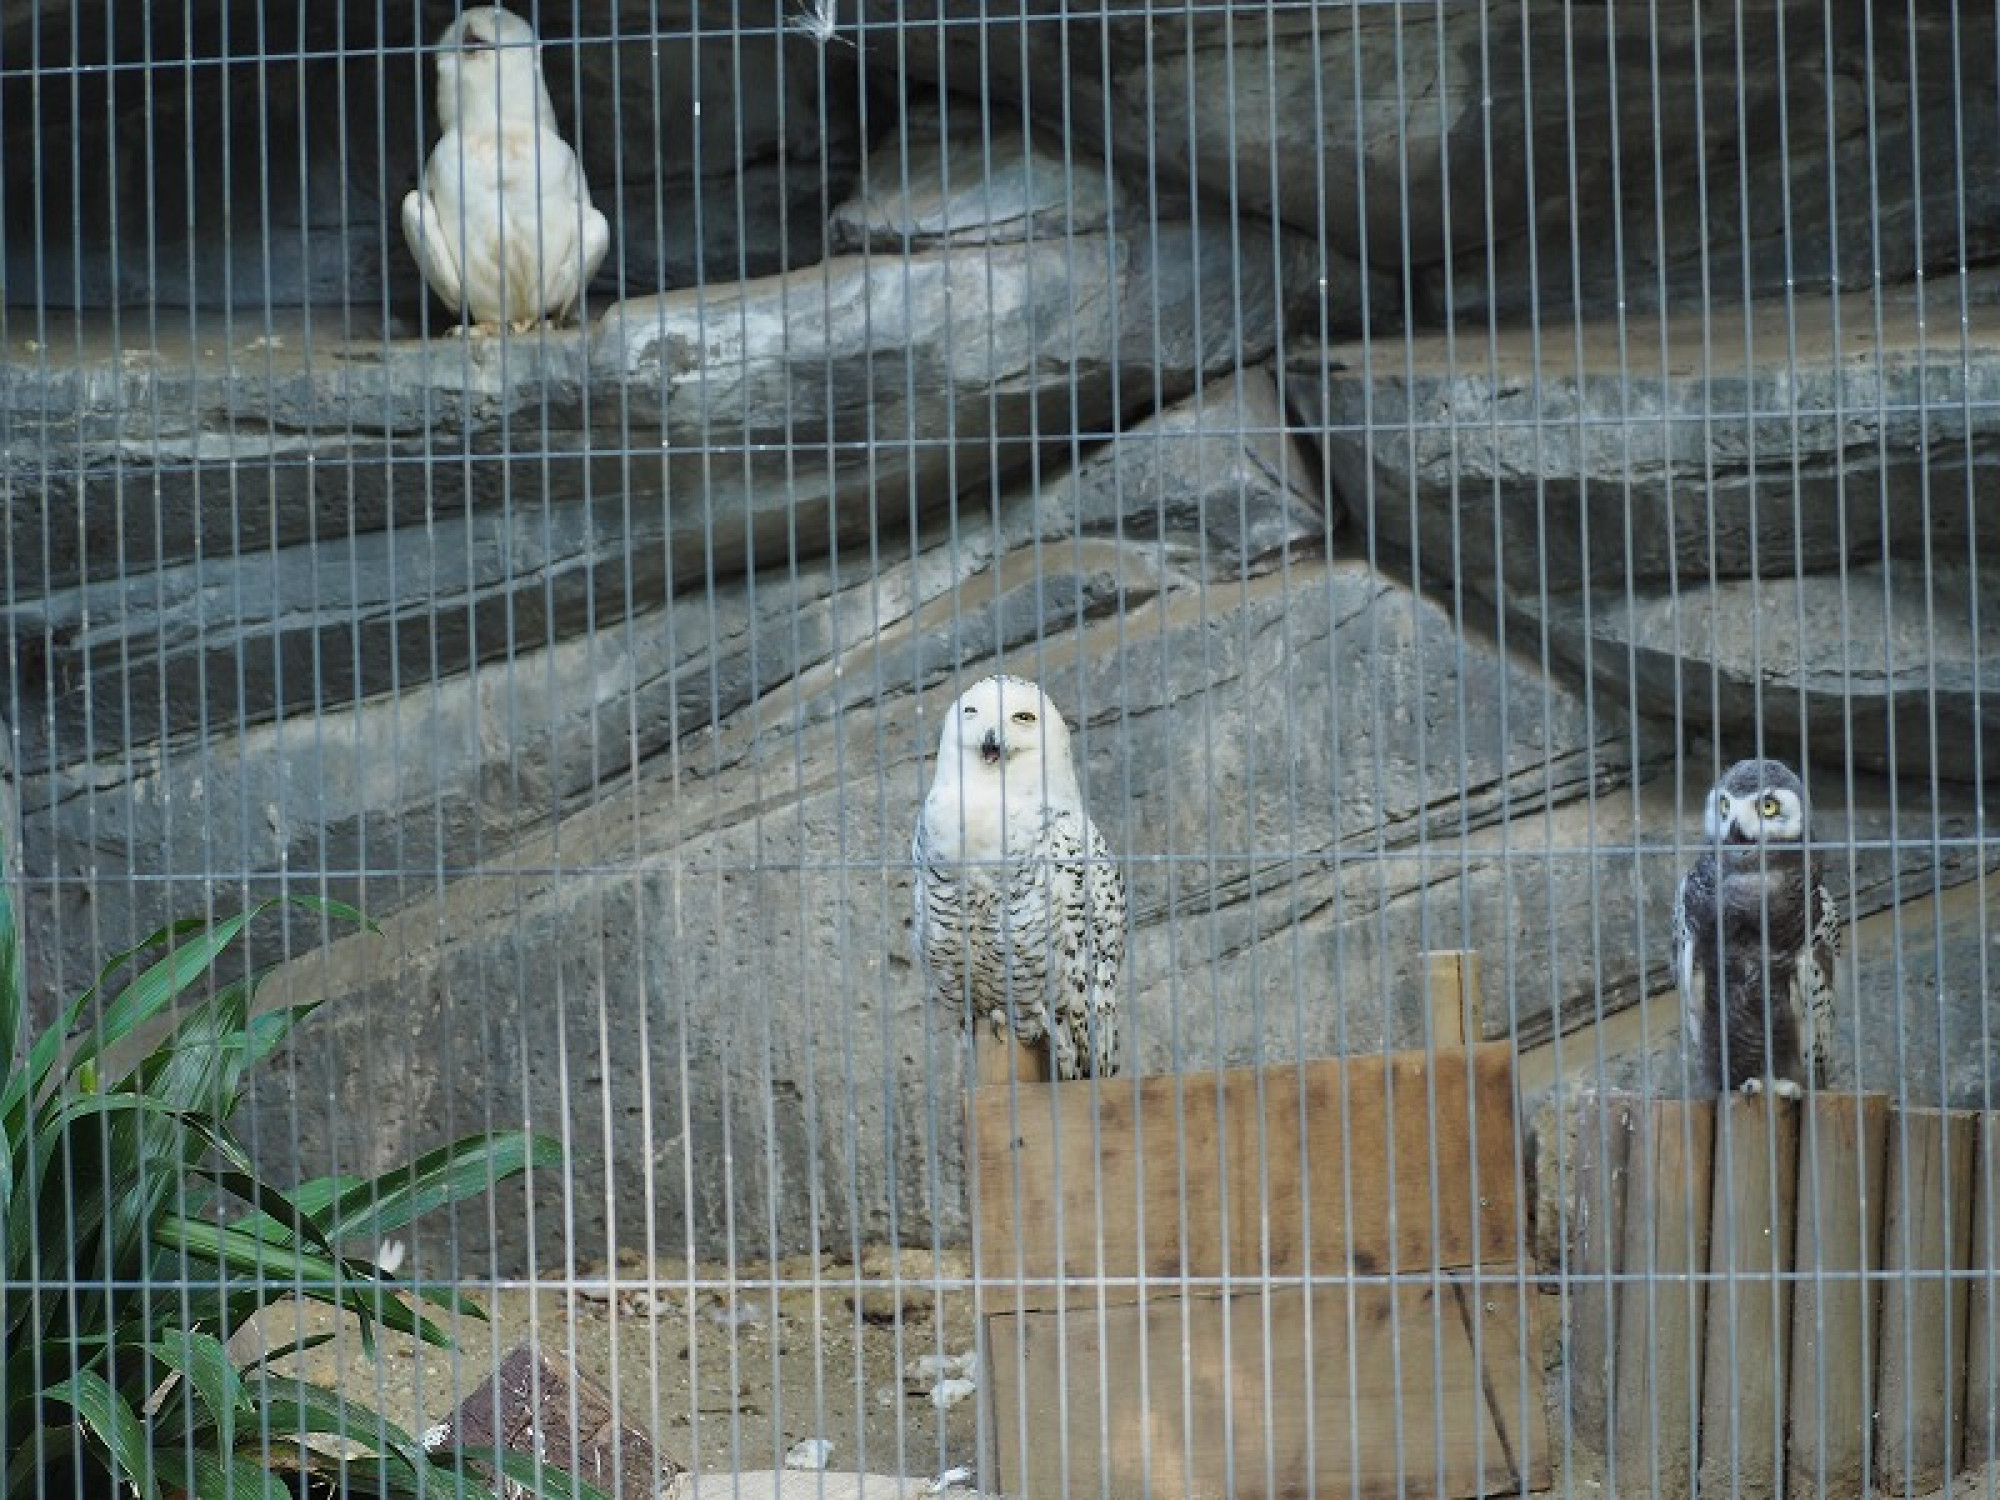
[2,0,1994,1268]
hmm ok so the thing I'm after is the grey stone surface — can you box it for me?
[12,367,1320,1003]
[230,552,1640,1268]
[1519,560,1999,785]
[828,115,1123,252]
[1422,0,2000,320]
[860,0,2000,322]
[6,205,1312,752]
[0,3,865,315]
[857,0,1479,275]
[1291,276,2000,601]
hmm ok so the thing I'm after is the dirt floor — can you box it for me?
[269,1244,984,1485]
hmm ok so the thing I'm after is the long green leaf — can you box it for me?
[316,1130,566,1242]
[154,1216,460,1352]
[0,914,214,1136]
[72,910,261,1075]
[164,1449,296,1500]
[79,893,370,1084]
[145,1329,246,1449]
[457,1445,620,1500]
[240,1379,435,1487]
[0,833,23,1207]
[44,1366,161,1499]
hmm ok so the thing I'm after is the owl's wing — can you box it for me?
[402,184,466,316]
[910,811,954,998]
[1673,855,1717,1092]
[1797,879,1842,1086]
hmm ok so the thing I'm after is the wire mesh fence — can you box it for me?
[0,0,1994,1496]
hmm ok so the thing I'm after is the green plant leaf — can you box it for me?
[458,1445,620,1500]
[154,1216,460,1353]
[166,1449,296,1500]
[44,1366,161,1499]
[236,1329,337,1375]
[145,1328,247,1448]
[1,914,212,1137]
[315,1131,566,1243]
[240,1378,436,1487]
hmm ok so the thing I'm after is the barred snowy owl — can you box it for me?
[912,676,1125,1081]
[403,7,611,331]
[1672,758,1841,1098]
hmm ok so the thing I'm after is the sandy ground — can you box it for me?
[268,1245,983,1486]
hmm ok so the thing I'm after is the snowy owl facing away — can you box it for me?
[1673,757,1841,1099]
[912,675,1125,1081]
[403,6,611,331]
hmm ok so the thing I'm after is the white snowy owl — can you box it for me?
[1672,757,1841,1098]
[403,6,611,331]
[912,675,1125,1081]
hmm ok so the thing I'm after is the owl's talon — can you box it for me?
[1739,1078,1765,1097]
[1769,1078,1804,1101]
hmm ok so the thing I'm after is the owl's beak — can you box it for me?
[979,730,1003,765]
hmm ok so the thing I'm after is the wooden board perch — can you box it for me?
[969,1044,1524,1311]
[988,1280,1545,1500]
[1788,1093,1889,1497]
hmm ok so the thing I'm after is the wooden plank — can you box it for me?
[1611,1100,1714,1497]
[1424,949,1481,1049]
[969,1046,1521,1311]
[1787,1093,1889,1497]
[1455,1272,1553,1492]
[972,1026,1052,1088]
[1876,1106,1977,1492]
[1698,1094,1800,1500]
[1553,1091,1637,1460]
[986,1279,1539,1500]
[1961,1112,2000,1473]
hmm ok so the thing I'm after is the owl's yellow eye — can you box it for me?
[1011,710,1037,725]
[1760,795,1781,818]
[1716,793,1731,815]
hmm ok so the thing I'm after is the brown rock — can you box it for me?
[441,1344,681,1500]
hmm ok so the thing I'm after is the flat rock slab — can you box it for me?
[438,1343,681,1500]
[667,1474,977,1500]
[1520,559,1999,784]
[1291,276,2000,599]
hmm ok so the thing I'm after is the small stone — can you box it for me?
[929,1378,977,1411]
[783,1438,834,1472]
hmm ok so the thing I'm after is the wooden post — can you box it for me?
[1612,1099,1715,1498]
[1962,1112,2000,1473]
[973,1027,1052,1088]
[1876,1106,1976,1491]
[1424,949,1482,1050]
[1698,1093,1801,1500]
[967,1026,1049,1496]
[1559,1091,1636,1461]
[1787,1093,1889,1497]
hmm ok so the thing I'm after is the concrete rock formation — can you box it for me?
[1,0,1992,1268]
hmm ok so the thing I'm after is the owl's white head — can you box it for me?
[433,6,558,134]
[931,674,1083,806]
[1703,757,1810,847]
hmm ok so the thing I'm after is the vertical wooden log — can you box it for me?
[1612,1100,1716,1497]
[1962,1112,2000,1475]
[1699,1093,1801,1500]
[968,1027,1048,1495]
[1424,949,1481,1049]
[1876,1107,1977,1491]
[1787,1093,1890,1497]
[1559,1091,1636,1461]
